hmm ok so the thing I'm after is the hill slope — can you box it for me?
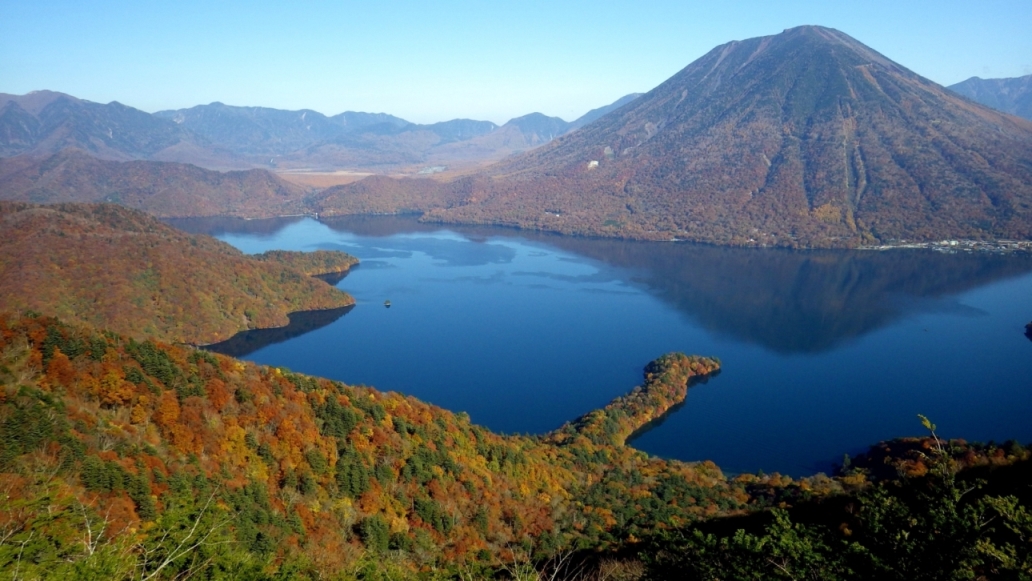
[949,74,1032,121]
[324,26,1032,247]
[0,202,356,343]
[3,314,1028,579]
[0,149,309,218]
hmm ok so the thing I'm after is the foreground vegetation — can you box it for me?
[0,313,743,579]
[1,200,1029,578]
[2,312,1028,579]
[644,421,1032,580]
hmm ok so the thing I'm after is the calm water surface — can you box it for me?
[169,216,1032,476]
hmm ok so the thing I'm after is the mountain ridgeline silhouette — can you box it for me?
[320,26,1032,248]
[4,27,1032,248]
[0,90,641,171]
[949,74,1032,121]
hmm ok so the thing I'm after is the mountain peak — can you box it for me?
[781,24,839,35]
[0,90,80,116]
[413,27,1032,247]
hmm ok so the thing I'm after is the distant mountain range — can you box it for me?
[0,91,187,160]
[0,91,641,171]
[3,27,1031,249]
[318,26,1032,247]
[948,74,1032,121]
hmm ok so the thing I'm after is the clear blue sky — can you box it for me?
[2,0,1030,124]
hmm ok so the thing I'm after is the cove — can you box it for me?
[168,215,1032,477]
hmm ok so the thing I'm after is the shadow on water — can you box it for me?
[625,371,719,448]
[322,216,1032,354]
[313,265,357,286]
[204,306,354,358]
[319,214,441,238]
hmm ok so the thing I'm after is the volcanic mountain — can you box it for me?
[321,26,1032,247]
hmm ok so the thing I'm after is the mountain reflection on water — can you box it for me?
[520,236,1032,353]
[319,216,1032,354]
[165,215,306,237]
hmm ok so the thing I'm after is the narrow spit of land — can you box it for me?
[547,353,721,448]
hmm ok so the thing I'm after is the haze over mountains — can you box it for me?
[948,73,1032,121]
[0,90,641,171]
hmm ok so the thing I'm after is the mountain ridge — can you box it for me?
[948,73,1032,121]
[0,148,310,218]
[0,91,642,172]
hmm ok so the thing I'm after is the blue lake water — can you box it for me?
[169,215,1032,477]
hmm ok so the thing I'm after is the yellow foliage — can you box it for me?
[813,203,842,224]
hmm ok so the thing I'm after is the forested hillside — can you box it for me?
[0,150,309,218]
[0,313,745,578]
[0,203,356,344]
[0,91,188,160]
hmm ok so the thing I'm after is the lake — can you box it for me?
[169,215,1032,477]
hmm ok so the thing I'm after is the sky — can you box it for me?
[2,1,1031,125]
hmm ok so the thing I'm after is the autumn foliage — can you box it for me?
[0,313,750,578]
[2,316,1028,578]
[0,148,310,218]
[547,353,720,448]
[0,202,356,345]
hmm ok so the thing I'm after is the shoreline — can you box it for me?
[858,239,1032,253]
[168,211,1032,253]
